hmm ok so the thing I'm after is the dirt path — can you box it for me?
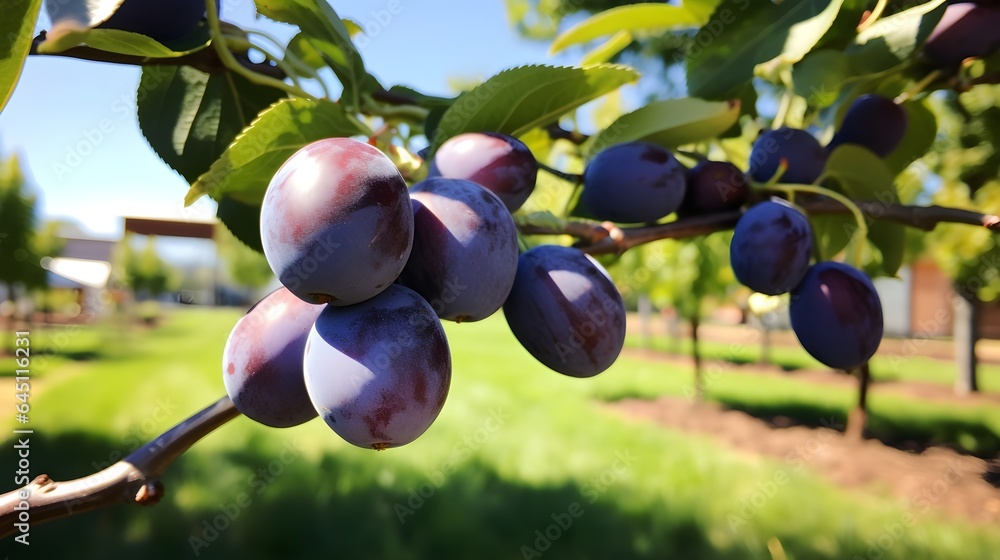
[608,396,1000,524]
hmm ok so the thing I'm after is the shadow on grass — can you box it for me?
[711,397,1000,459]
[0,431,878,560]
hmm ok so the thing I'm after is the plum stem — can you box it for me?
[895,69,943,104]
[0,396,240,539]
[537,161,583,184]
[204,0,317,102]
[857,0,889,33]
[518,199,1000,255]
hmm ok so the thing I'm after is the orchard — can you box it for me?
[2,0,1000,558]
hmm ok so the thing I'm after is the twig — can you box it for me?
[28,32,285,79]
[536,161,583,183]
[544,123,589,145]
[520,199,1000,255]
[0,396,239,539]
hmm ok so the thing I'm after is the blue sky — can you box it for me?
[0,0,585,242]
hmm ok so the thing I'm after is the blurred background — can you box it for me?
[2,1,1000,558]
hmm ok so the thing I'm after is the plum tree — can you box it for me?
[222,288,323,428]
[729,199,813,295]
[923,2,1000,69]
[679,160,749,215]
[260,138,413,306]
[398,178,519,322]
[303,284,451,450]
[580,141,686,223]
[503,245,626,378]
[428,132,538,212]
[749,127,826,185]
[789,261,884,370]
[826,94,908,157]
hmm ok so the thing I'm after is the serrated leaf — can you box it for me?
[1,0,43,114]
[431,64,639,151]
[550,3,704,55]
[585,98,740,156]
[884,99,937,175]
[188,97,368,206]
[580,31,633,66]
[793,50,851,107]
[845,0,947,74]
[255,0,373,109]
[687,0,833,100]
[137,65,286,184]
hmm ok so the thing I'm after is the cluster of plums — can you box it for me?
[222,133,626,450]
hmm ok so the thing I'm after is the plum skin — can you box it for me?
[503,245,626,378]
[581,142,687,223]
[790,261,884,370]
[729,200,813,295]
[222,288,324,428]
[260,138,413,306]
[429,132,538,212]
[923,3,1000,69]
[304,284,451,450]
[749,127,826,184]
[680,160,749,215]
[398,178,519,322]
[826,94,908,158]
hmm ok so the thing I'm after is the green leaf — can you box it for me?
[585,98,740,156]
[825,144,904,276]
[686,0,834,100]
[284,32,326,71]
[845,0,947,75]
[793,50,851,107]
[766,0,845,66]
[0,0,42,114]
[884,99,937,175]
[431,64,639,151]
[216,196,264,253]
[580,31,633,67]
[188,97,368,206]
[810,214,855,260]
[137,65,286,184]
[74,28,207,57]
[254,0,373,109]
[549,3,705,55]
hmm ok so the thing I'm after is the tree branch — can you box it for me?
[520,199,1000,255]
[0,395,239,539]
[28,32,286,79]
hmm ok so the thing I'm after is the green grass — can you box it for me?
[1,308,997,559]
[625,331,1000,391]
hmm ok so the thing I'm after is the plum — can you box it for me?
[826,94,908,158]
[749,127,826,184]
[581,142,687,223]
[222,288,324,428]
[923,3,1000,69]
[790,261,884,370]
[729,199,813,295]
[680,160,749,215]
[398,178,519,322]
[429,132,538,212]
[304,284,451,450]
[260,138,413,306]
[503,245,626,378]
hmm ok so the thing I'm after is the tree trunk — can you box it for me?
[637,294,652,350]
[691,316,704,401]
[953,284,980,395]
[845,363,870,441]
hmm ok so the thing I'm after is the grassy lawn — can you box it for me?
[1,307,997,559]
